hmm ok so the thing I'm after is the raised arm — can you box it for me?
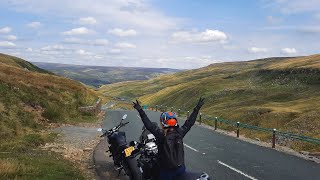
[133,100,164,139]
[180,97,205,137]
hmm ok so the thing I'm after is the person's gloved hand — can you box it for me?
[133,100,142,111]
[195,97,205,110]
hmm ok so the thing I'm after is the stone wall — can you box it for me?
[78,99,102,115]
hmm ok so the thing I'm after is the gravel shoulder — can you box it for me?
[41,112,105,179]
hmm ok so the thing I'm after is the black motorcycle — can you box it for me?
[99,114,142,180]
[133,124,211,180]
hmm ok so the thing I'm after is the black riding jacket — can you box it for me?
[137,108,200,169]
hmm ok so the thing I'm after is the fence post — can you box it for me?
[199,113,202,125]
[155,105,158,111]
[171,107,173,112]
[215,117,218,130]
[237,122,240,138]
[187,111,190,119]
[165,106,168,111]
[272,129,276,148]
[178,109,181,116]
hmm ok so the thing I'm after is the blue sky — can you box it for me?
[0,0,319,69]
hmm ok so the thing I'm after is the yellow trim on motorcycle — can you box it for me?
[124,146,135,157]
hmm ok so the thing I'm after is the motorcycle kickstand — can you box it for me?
[117,169,122,177]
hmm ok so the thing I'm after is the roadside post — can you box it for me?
[237,122,240,138]
[165,106,167,111]
[187,111,190,119]
[178,109,181,116]
[199,113,202,125]
[272,129,277,148]
[155,105,158,111]
[171,107,173,112]
[215,117,218,130]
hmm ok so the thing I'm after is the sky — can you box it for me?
[0,0,319,69]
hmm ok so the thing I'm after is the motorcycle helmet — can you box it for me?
[160,111,177,127]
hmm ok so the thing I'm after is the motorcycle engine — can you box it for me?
[145,141,158,155]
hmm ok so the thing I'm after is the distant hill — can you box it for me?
[99,54,320,151]
[0,53,98,139]
[33,62,181,87]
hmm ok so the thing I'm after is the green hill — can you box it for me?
[100,54,320,151]
[33,62,181,87]
[0,54,98,138]
[0,54,98,179]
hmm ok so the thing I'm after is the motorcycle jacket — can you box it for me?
[137,108,200,169]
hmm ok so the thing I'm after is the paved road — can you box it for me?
[102,110,320,180]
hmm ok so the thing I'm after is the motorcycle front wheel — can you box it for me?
[126,157,142,180]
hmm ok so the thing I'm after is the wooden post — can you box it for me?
[199,113,202,125]
[215,117,218,130]
[237,122,240,138]
[272,129,276,148]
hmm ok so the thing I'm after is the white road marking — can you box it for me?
[183,143,199,152]
[137,115,141,119]
[217,160,258,180]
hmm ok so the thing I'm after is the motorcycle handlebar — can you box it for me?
[100,121,129,137]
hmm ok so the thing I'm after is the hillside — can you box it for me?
[99,54,320,151]
[0,54,98,136]
[33,62,181,87]
[0,54,98,179]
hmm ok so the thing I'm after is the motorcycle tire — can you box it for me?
[126,158,142,180]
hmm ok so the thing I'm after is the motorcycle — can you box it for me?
[133,124,211,180]
[98,114,142,180]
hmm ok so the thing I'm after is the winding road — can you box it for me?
[99,110,320,180]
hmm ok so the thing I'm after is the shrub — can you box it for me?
[22,134,45,147]
[42,105,62,122]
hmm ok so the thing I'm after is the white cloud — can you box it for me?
[26,48,33,52]
[299,26,320,33]
[93,39,109,46]
[78,17,97,25]
[2,0,179,31]
[109,48,121,54]
[267,0,320,14]
[281,48,297,54]
[41,45,66,51]
[0,41,16,48]
[63,37,85,44]
[248,47,268,53]
[171,29,228,43]
[27,21,42,28]
[62,27,93,35]
[108,28,137,37]
[267,16,283,24]
[76,49,93,55]
[0,27,11,33]
[6,35,17,41]
[115,42,136,48]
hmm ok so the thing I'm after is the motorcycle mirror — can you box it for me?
[122,114,128,120]
[97,128,102,132]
